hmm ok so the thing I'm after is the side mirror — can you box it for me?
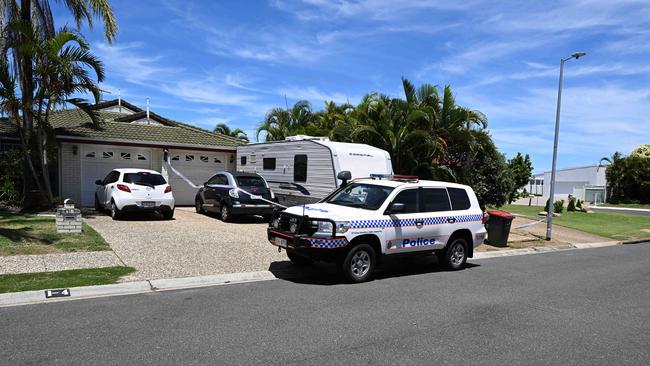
[337,170,352,186]
[386,202,405,214]
[203,182,208,186]
[95,180,102,185]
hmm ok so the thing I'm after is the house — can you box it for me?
[525,164,607,203]
[0,99,244,206]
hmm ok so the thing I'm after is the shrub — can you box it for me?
[544,199,550,212]
[553,200,564,214]
[576,199,583,209]
[567,198,576,212]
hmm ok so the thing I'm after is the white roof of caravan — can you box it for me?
[311,140,390,157]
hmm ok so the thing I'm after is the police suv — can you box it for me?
[268,173,488,282]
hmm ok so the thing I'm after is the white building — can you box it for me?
[525,164,607,203]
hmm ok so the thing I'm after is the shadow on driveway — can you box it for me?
[268,255,480,286]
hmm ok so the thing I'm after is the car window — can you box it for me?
[327,183,394,210]
[448,187,471,210]
[123,172,167,186]
[207,175,221,185]
[102,171,119,185]
[391,189,418,214]
[421,188,451,212]
[236,176,266,187]
[217,174,229,185]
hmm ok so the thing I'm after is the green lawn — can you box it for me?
[0,266,135,293]
[495,205,650,241]
[0,213,110,256]
[600,203,650,210]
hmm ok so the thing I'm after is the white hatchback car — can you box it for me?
[94,168,175,220]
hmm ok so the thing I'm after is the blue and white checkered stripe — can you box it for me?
[308,238,349,249]
[350,214,482,229]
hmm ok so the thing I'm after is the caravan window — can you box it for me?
[240,156,247,166]
[294,155,307,182]
[263,158,276,170]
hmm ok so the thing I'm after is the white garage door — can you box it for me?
[80,145,153,206]
[167,150,227,205]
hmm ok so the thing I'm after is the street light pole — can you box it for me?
[546,52,586,241]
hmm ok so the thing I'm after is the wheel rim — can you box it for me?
[111,203,116,217]
[221,206,228,220]
[350,250,371,278]
[450,242,465,266]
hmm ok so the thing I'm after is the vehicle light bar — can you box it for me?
[369,173,419,182]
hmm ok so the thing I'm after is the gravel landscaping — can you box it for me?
[84,208,287,281]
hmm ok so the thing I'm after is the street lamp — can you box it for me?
[546,52,586,240]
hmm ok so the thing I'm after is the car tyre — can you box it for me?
[341,244,376,283]
[287,251,313,266]
[220,204,232,222]
[162,208,174,220]
[195,197,205,214]
[110,200,122,220]
[442,237,468,270]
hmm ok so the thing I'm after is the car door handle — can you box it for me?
[447,217,456,224]
[415,220,424,227]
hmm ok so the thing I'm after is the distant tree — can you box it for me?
[506,153,533,203]
[631,144,650,158]
[256,100,316,141]
[603,151,650,204]
[213,123,248,142]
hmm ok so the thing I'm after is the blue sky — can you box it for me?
[56,0,650,172]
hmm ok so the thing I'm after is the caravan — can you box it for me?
[236,136,392,206]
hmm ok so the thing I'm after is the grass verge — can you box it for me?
[0,213,110,256]
[0,266,135,293]
[496,205,650,241]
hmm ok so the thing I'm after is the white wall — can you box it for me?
[540,165,606,200]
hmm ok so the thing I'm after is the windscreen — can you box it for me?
[123,172,167,186]
[326,183,394,210]
[236,176,266,188]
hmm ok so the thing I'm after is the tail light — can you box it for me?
[482,211,489,224]
[117,184,131,193]
[164,185,172,193]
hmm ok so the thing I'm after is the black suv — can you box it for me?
[195,171,276,221]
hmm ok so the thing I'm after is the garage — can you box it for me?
[79,145,153,206]
[166,149,229,206]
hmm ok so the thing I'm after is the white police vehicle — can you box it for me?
[268,172,488,282]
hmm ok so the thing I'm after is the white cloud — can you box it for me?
[94,42,181,85]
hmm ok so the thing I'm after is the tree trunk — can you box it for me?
[20,0,36,204]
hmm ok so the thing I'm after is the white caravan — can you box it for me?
[236,136,392,206]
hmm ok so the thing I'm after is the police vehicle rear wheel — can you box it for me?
[287,251,313,266]
[342,244,376,283]
[442,238,467,270]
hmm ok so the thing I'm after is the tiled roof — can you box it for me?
[0,107,245,149]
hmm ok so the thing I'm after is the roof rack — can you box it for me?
[369,173,419,182]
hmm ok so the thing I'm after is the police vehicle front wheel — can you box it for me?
[341,244,376,283]
[442,238,468,270]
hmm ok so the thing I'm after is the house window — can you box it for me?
[200,156,209,163]
[185,155,194,162]
[263,158,276,170]
[214,158,222,163]
[137,153,147,161]
[85,152,96,158]
[240,156,247,166]
[294,154,307,182]
[102,151,114,159]
[171,155,180,161]
[120,152,131,160]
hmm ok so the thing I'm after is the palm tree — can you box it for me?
[1,0,116,206]
[256,100,316,141]
[213,123,249,142]
[1,22,105,203]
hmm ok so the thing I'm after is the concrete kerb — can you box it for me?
[1,240,644,308]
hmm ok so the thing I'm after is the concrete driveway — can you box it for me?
[84,208,286,281]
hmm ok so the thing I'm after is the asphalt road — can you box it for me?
[2,244,649,365]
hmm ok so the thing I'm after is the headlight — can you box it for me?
[315,221,349,235]
[228,189,239,198]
